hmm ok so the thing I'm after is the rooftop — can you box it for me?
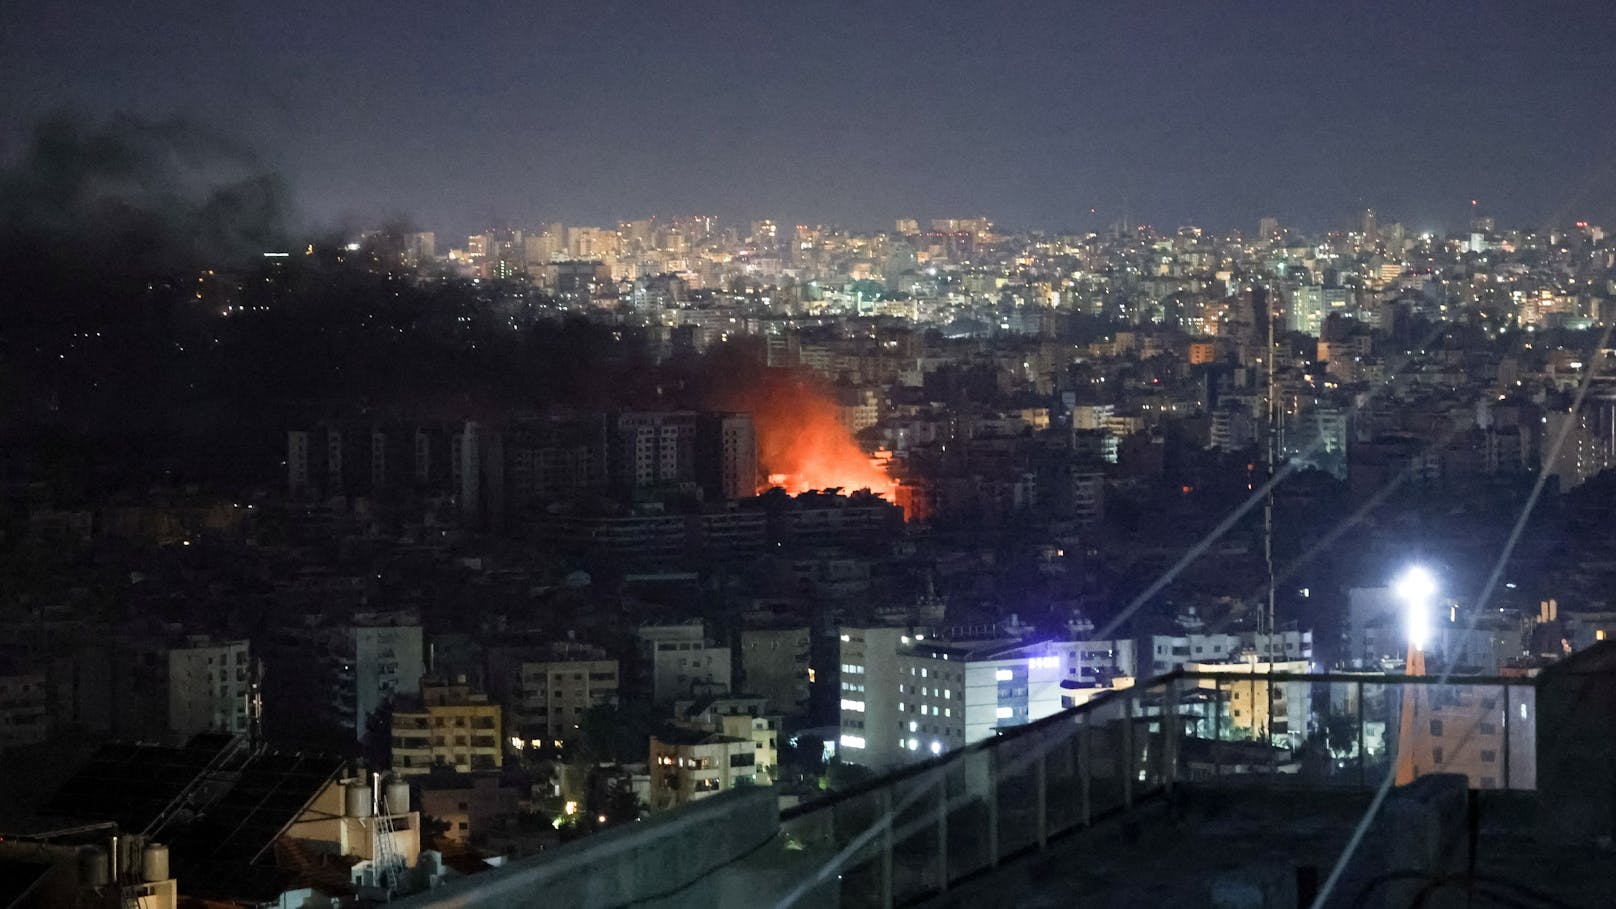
[389,644,1616,909]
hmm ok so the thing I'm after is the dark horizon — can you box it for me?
[5,0,1614,240]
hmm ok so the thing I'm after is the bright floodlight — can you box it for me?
[1393,565,1438,651]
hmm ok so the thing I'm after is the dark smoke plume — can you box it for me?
[0,110,289,282]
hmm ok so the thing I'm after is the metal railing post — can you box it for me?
[1164,679,1180,790]
[1122,692,1135,810]
[1213,683,1225,780]
[878,787,894,909]
[1080,717,1092,826]
[935,769,949,893]
[1501,682,1511,790]
[986,748,1000,868]
[1035,732,1048,850]
[1356,680,1366,789]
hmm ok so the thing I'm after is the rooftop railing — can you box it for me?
[777,670,1537,909]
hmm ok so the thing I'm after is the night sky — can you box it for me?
[4,0,1614,237]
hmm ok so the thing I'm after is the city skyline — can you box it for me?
[4,1,1614,239]
[6,3,1616,906]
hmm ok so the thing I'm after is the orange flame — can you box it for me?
[739,376,896,500]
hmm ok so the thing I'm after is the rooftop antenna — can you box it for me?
[247,658,266,752]
[1264,282,1279,743]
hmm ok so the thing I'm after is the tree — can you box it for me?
[1324,713,1358,758]
[599,775,645,827]
[578,702,655,766]
[362,698,395,769]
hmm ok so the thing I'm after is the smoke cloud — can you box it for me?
[0,110,289,278]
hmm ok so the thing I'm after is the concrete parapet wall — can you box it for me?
[1333,773,1470,909]
[392,787,781,909]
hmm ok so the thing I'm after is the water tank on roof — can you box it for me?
[141,844,169,883]
[79,846,109,888]
[385,778,411,816]
[345,781,373,818]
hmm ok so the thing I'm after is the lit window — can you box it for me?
[838,734,865,750]
[995,669,1013,682]
[930,741,943,755]
[906,738,919,751]
[996,707,1014,719]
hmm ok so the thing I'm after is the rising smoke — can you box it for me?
[0,110,289,282]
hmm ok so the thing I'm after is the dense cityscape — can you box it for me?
[5,164,1616,901]
[4,1,1616,906]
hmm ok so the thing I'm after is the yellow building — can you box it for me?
[1186,656,1310,745]
[1397,680,1535,790]
[391,680,502,777]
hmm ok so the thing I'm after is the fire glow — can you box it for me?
[743,378,896,501]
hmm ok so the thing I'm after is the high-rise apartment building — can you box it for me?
[166,638,253,738]
[738,626,811,717]
[390,679,503,776]
[699,413,758,501]
[486,643,620,745]
[263,613,423,741]
[838,629,1114,770]
[56,633,251,741]
[639,623,732,703]
[1289,285,1351,336]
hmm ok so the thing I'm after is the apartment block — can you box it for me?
[647,728,757,811]
[486,643,620,745]
[390,680,503,777]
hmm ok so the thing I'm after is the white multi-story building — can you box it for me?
[638,623,731,703]
[1142,630,1311,677]
[57,632,253,742]
[836,626,906,768]
[487,643,620,745]
[337,614,424,739]
[647,728,757,811]
[1289,284,1350,336]
[838,629,1132,770]
[167,637,252,738]
[672,696,782,787]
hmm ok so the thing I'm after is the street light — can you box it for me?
[1393,565,1438,786]
[1393,565,1438,654]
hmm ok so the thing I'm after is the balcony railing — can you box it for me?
[778,670,1537,909]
